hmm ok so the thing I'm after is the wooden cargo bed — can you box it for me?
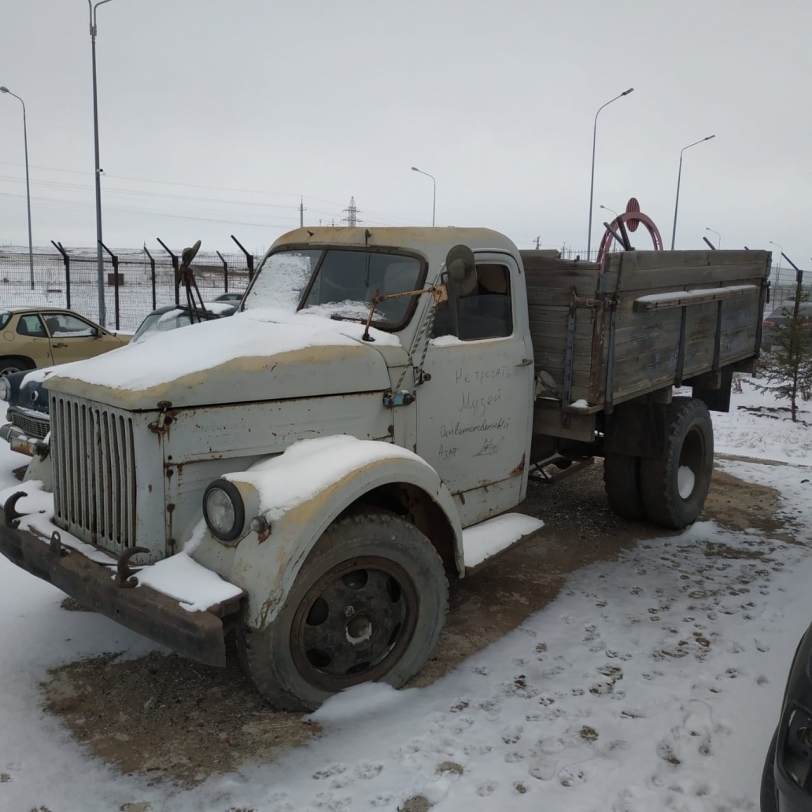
[520,249,771,436]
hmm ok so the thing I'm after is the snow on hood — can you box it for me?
[45,307,401,410]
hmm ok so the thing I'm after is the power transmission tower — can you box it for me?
[535,236,541,250]
[342,196,362,227]
[299,196,307,227]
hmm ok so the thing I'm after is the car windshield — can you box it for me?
[243,248,424,328]
[132,310,194,343]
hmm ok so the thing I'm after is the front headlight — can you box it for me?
[0,377,9,402]
[203,480,245,543]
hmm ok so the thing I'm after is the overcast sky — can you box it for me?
[1,0,810,266]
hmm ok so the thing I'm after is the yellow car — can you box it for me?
[0,307,131,377]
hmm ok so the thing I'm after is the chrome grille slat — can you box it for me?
[51,394,137,552]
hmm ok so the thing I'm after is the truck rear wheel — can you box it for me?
[640,398,714,530]
[603,454,644,520]
[237,511,448,711]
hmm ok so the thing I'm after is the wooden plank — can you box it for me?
[532,404,595,442]
[632,284,758,311]
[618,260,770,292]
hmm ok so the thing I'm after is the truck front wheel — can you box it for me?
[640,398,714,530]
[237,511,448,711]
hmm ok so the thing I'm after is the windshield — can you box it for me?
[132,310,193,343]
[244,248,424,328]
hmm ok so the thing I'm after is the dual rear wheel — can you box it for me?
[603,397,714,530]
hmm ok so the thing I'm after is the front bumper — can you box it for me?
[0,499,241,668]
[0,422,48,457]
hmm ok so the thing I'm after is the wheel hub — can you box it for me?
[291,556,418,691]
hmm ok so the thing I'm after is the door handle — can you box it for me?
[53,342,68,348]
[516,358,533,367]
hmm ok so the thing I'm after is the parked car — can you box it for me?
[1,302,238,455]
[761,621,812,811]
[762,303,812,352]
[212,292,244,302]
[0,307,130,377]
[131,301,237,344]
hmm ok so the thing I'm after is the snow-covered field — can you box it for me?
[0,379,811,812]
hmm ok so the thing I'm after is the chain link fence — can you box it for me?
[0,246,256,331]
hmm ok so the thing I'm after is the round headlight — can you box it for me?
[203,480,245,542]
[0,377,9,402]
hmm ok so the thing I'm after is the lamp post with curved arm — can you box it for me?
[0,86,34,289]
[88,0,117,327]
[587,88,634,258]
[670,135,715,250]
[411,166,436,226]
[705,227,721,249]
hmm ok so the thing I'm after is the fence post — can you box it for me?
[51,241,71,309]
[99,241,120,330]
[231,235,254,283]
[143,246,157,310]
[157,238,180,306]
[216,250,229,293]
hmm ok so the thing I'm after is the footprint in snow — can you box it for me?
[477,781,497,796]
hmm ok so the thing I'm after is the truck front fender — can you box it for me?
[190,436,463,630]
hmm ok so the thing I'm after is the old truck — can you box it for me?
[0,226,770,710]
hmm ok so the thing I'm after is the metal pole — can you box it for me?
[99,241,119,330]
[705,227,721,248]
[216,250,229,293]
[156,238,179,305]
[1,88,34,289]
[411,167,436,226]
[88,0,115,327]
[143,246,156,310]
[670,135,715,250]
[231,235,254,282]
[51,241,71,309]
[587,88,634,258]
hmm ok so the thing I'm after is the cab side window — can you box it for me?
[45,314,97,338]
[16,315,47,338]
[432,263,513,341]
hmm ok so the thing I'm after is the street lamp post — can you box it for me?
[88,0,116,327]
[599,204,618,219]
[705,227,721,249]
[670,135,715,250]
[587,88,634,258]
[1,86,34,289]
[411,166,436,226]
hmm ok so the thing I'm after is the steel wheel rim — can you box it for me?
[678,425,705,501]
[290,555,419,692]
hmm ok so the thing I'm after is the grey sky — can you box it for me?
[1,0,810,266]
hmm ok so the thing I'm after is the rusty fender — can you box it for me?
[189,453,462,632]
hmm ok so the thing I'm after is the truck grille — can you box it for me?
[50,394,137,551]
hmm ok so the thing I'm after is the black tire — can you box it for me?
[237,511,448,711]
[640,398,714,529]
[760,728,779,812]
[603,454,644,520]
[0,356,33,378]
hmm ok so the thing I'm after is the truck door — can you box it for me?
[415,253,534,526]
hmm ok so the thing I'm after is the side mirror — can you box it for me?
[445,244,477,296]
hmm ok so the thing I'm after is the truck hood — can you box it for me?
[45,308,400,410]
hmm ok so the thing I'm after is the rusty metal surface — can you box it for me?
[0,511,233,668]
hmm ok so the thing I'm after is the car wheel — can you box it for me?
[640,398,714,530]
[760,728,779,812]
[0,356,33,378]
[237,510,448,711]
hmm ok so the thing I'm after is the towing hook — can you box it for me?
[2,491,28,529]
[115,546,151,588]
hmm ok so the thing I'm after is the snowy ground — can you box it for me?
[0,379,811,812]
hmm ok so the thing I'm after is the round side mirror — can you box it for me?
[445,244,477,296]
